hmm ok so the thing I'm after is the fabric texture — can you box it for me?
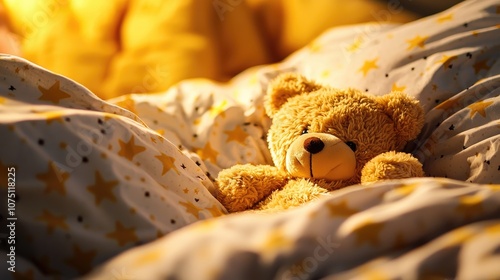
[0,0,499,279]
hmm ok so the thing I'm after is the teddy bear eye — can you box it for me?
[301,128,309,135]
[345,141,357,152]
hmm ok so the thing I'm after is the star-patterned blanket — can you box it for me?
[1,0,499,279]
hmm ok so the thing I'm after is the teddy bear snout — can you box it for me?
[303,137,325,154]
[285,133,357,181]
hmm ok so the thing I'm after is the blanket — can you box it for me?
[0,0,499,279]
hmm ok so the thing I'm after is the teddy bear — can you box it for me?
[215,73,425,212]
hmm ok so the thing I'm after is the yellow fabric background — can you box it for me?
[2,0,417,99]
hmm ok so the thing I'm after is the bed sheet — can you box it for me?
[88,178,500,280]
[0,0,499,279]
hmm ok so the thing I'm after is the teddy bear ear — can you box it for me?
[264,73,322,117]
[376,92,425,148]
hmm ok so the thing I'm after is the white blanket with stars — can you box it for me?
[1,0,499,279]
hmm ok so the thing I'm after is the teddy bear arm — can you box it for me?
[361,151,424,183]
[215,164,290,212]
[256,178,329,212]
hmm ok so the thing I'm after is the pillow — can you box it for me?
[0,54,226,278]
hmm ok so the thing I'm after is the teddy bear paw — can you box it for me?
[361,151,424,183]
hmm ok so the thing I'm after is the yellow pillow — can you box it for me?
[247,0,419,59]
[2,0,417,99]
[2,0,270,99]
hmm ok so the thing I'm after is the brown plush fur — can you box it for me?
[215,73,425,213]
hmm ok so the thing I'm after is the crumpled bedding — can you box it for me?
[0,0,499,279]
[88,178,500,280]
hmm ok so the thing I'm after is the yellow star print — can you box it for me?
[207,205,225,217]
[195,142,219,163]
[468,100,493,118]
[308,41,321,53]
[87,171,119,205]
[358,58,379,77]
[423,135,438,154]
[38,80,71,104]
[391,83,407,93]
[65,244,97,275]
[436,55,458,70]
[488,184,500,191]
[35,111,65,124]
[406,35,429,50]
[209,100,228,118]
[326,200,358,217]
[103,113,119,121]
[155,152,180,175]
[249,74,259,85]
[179,200,202,219]
[114,95,137,114]
[435,98,458,110]
[193,117,202,125]
[224,125,248,144]
[346,37,363,53]
[37,210,69,234]
[118,135,146,161]
[436,14,453,23]
[289,259,309,278]
[134,250,162,267]
[357,267,388,280]
[473,59,491,74]
[106,221,139,246]
[455,194,484,219]
[155,129,165,136]
[321,70,331,78]
[444,227,474,246]
[352,218,384,246]
[36,161,69,195]
[261,228,294,253]
[393,183,419,196]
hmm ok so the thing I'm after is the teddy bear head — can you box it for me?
[264,73,424,183]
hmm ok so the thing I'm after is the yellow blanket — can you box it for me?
[1,0,416,99]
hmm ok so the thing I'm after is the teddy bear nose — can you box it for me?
[303,137,325,154]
